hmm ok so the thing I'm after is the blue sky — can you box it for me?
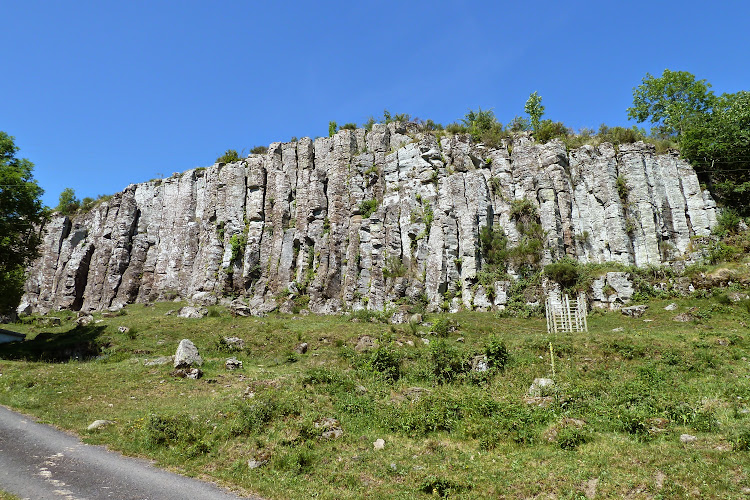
[3,0,748,208]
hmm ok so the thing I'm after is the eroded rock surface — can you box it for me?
[21,125,717,314]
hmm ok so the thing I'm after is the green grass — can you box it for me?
[2,295,750,499]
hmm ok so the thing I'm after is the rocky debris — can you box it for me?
[673,310,695,322]
[144,356,173,366]
[403,387,431,401]
[176,306,207,319]
[471,355,489,372]
[621,305,647,318]
[248,458,268,469]
[43,317,62,327]
[228,299,253,317]
[87,419,115,431]
[680,433,697,444]
[611,327,624,332]
[582,478,599,499]
[171,368,203,379]
[221,336,245,350]
[529,377,555,397]
[174,339,202,368]
[591,272,634,310]
[315,417,343,439]
[664,303,678,311]
[76,314,94,326]
[20,128,718,316]
[355,336,377,352]
[225,357,243,370]
[542,417,586,443]
[295,342,309,354]
[373,438,385,450]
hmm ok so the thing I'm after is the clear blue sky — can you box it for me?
[3,0,748,208]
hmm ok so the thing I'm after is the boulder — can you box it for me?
[225,357,243,370]
[295,342,309,354]
[221,336,245,350]
[355,336,377,352]
[87,419,115,431]
[664,303,678,311]
[174,339,202,368]
[176,306,208,319]
[621,305,647,318]
[529,377,555,397]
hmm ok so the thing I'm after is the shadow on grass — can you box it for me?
[0,324,106,362]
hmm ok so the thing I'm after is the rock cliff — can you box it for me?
[20,123,717,314]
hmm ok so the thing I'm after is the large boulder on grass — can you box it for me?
[174,339,202,368]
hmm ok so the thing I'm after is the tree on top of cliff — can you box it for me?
[627,69,715,138]
[0,132,47,314]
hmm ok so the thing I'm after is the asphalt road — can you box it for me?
[0,405,256,500]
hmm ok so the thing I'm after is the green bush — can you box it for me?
[250,145,268,155]
[485,337,509,370]
[431,317,458,337]
[216,149,240,163]
[368,343,402,382]
[714,209,742,236]
[544,257,580,290]
[557,427,591,450]
[358,198,378,218]
[328,121,337,137]
[535,120,571,144]
[340,123,357,130]
[56,187,80,215]
[430,339,466,384]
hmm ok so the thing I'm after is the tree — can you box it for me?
[680,90,750,214]
[627,69,715,137]
[524,91,545,133]
[56,187,80,215]
[0,132,47,314]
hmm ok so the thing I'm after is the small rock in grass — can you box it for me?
[421,338,430,345]
[248,459,268,469]
[664,303,678,311]
[355,336,377,352]
[611,327,624,332]
[295,342,309,354]
[87,419,115,431]
[528,378,555,397]
[373,438,385,450]
[680,433,697,444]
[118,326,130,334]
[225,357,243,370]
[171,368,203,379]
[144,356,173,366]
[621,305,647,318]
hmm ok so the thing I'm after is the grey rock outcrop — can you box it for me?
[21,125,717,315]
[174,339,202,368]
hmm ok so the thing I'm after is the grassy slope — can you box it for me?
[1,294,749,499]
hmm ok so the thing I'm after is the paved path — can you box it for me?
[0,405,256,500]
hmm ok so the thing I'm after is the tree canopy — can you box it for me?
[628,70,749,215]
[627,69,715,137]
[0,132,47,314]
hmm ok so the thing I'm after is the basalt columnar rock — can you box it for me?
[21,123,717,314]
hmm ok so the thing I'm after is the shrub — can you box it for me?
[340,123,357,130]
[616,175,630,203]
[431,317,458,337]
[368,343,402,382]
[229,233,246,262]
[714,209,742,236]
[250,145,268,155]
[544,257,580,290]
[430,339,466,384]
[597,124,643,145]
[535,120,571,144]
[485,337,509,370]
[557,427,591,450]
[383,256,407,278]
[419,476,469,497]
[216,149,240,163]
[328,121,337,137]
[358,198,378,218]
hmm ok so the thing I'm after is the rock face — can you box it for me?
[21,124,717,314]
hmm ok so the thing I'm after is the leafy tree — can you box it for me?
[328,121,337,137]
[0,132,47,314]
[627,69,715,137]
[524,91,545,133]
[56,187,80,215]
[680,90,750,214]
